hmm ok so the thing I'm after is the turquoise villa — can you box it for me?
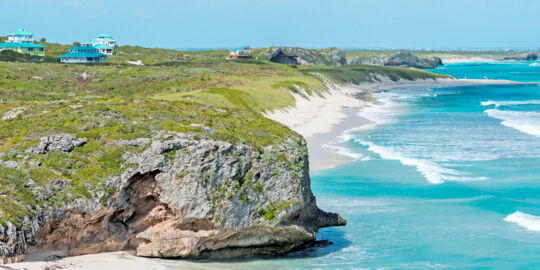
[0,28,46,56]
[60,33,117,63]
[93,34,117,48]
[59,46,108,63]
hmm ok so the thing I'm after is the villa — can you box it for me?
[93,34,117,47]
[227,46,252,59]
[0,28,46,56]
[93,43,114,55]
[59,46,107,63]
[81,40,114,55]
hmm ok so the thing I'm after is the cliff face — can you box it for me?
[0,133,345,262]
[350,52,444,69]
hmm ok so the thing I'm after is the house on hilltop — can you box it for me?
[227,46,252,59]
[93,34,117,47]
[270,48,298,65]
[59,46,107,63]
[0,28,46,56]
[7,28,35,43]
[80,38,114,55]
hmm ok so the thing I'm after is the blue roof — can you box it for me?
[59,52,108,58]
[0,42,45,48]
[69,46,99,52]
[81,41,93,45]
[9,28,33,36]
[231,46,250,51]
[93,43,113,49]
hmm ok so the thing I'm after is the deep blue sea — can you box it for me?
[164,62,540,269]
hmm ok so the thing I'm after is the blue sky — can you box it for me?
[1,0,539,49]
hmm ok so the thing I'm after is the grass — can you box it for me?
[303,64,451,84]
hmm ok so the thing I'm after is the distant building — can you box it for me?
[0,28,46,56]
[93,43,114,55]
[93,34,117,47]
[227,46,252,59]
[269,48,298,65]
[7,28,35,43]
[59,46,107,63]
[81,41,94,47]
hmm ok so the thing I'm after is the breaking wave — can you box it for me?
[484,109,540,138]
[481,100,540,107]
[356,140,487,184]
[504,211,540,232]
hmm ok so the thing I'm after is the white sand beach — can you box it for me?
[265,78,529,171]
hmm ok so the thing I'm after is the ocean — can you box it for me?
[162,61,540,269]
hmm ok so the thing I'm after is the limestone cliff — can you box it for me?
[0,129,345,262]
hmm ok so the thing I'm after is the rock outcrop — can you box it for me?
[349,52,444,69]
[258,47,347,66]
[503,53,538,61]
[1,134,345,262]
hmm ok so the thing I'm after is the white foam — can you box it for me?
[355,92,407,131]
[481,100,540,107]
[529,62,540,66]
[356,140,487,184]
[484,109,540,138]
[504,211,540,232]
[322,144,369,161]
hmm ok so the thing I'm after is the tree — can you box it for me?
[40,38,46,43]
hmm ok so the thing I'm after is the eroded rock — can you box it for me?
[18,137,345,259]
[26,134,88,155]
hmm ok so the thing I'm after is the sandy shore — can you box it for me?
[441,57,498,63]
[8,252,167,270]
[265,78,531,171]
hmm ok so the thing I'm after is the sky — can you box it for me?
[1,0,539,49]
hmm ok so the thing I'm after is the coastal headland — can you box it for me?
[1,43,536,269]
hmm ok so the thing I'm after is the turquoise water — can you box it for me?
[309,61,540,269]
[165,62,540,269]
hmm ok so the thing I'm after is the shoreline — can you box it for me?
[266,77,532,172]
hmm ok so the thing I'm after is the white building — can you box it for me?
[7,28,35,43]
[93,34,117,47]
[93,43,114,55]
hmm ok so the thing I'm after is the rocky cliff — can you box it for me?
[349,52,444,69]
[256,47,348,66]
[0,100,345,263]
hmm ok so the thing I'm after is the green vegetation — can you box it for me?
[304,64,450,84]
[0,43,447,225]
[0,50,59,63]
